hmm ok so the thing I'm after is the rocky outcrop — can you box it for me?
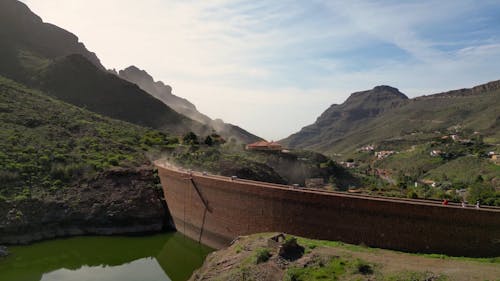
[281,85,409,151]
[415,79,500,99]
[118,66,206,123]
[0,166,172,245]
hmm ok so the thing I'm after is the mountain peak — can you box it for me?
[347,85,408,102]
[123,65,143,74]
[120,65,153,81]
[373,85,399,92]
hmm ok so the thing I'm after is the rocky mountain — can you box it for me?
[0,0,209,136]
[118,66,208,123]
[281,81,500,155]
[35,54,209,135]
[0,0,103,81]
[282,85,409,152]
[118,66,262,143]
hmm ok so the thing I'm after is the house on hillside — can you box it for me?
[360,145,375,152]
[340,161,357,168]
[374,150,395,160]
[420,179,437,188]
[489,152,500,163]
[430,150,442,157]
[246,140,283,151]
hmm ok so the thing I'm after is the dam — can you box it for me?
[155,162,500,257]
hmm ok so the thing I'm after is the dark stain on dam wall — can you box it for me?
[156,164,500,257]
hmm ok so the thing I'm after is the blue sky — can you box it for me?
[22,0,500,140]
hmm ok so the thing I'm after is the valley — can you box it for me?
[0,1,499,280]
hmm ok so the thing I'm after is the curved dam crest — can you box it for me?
[156,163,500,257]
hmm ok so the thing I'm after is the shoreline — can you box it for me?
[0,223,168,245]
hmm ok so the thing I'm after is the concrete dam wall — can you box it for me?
[156,164,500,257]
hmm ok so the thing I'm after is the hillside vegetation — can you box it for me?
[0,76,171,200]
[282,81,500,205]
[0,76,313,200]
[167,138,357,188]
[282,82,500,154]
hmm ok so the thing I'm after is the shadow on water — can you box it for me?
[0,232,213,281]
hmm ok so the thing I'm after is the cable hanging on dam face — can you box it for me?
[183,174,212,244]
[189,178,211,212]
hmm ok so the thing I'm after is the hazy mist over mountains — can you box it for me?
[118,66,262,143]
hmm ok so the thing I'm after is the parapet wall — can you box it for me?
[156,164,500,257]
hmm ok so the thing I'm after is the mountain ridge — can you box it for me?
[118,65,262,143]
[34,54,210,135]
[118,66,209,123]
[0,0,103,77]
[415,79,500,100]
[0,0,213,136]
[281,79,500,154]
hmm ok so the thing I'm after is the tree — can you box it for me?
[204,135,214,146]
[468,182,499,206]
[167,136,179,145]
[182,132,199,145]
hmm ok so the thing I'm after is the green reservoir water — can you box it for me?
[0,232,213,281]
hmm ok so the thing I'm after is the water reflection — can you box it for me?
[41,258,170,281]
[0,232,212,281]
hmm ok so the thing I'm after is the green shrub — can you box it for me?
[255,248,271,264]
[183,131,199,145]
[353,259,373,275]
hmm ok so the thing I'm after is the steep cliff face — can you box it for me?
[119,66,262,143]
[282,86,409,152]
[314,85,408,126]
[0,0,103,82]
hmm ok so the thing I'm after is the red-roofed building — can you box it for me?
[246,141,282,151]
